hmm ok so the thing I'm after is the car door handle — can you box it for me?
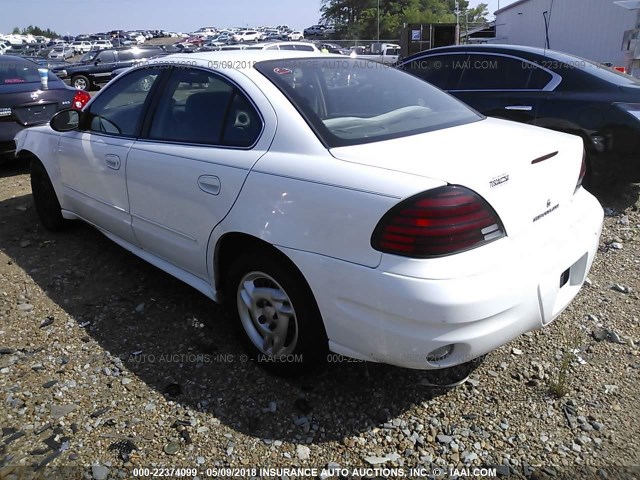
[197,175,221,196]
[105,154,121,170]
[505,105,533,111]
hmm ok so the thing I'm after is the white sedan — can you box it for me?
[15,51,603,375]
[232,30,260,43]
[288,31,305,41]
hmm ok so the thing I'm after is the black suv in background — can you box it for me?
[51,46,167,91]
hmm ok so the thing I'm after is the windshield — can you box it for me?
[80,51,98,62]
[256,58,481,147]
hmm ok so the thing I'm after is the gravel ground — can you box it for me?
[0,160,639,480]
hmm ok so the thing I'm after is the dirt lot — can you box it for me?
[0,159,639,480]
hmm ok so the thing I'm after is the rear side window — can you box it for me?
[527,65,554,89]
[138,49,164,59]
[117,51,135,61]
[147,68,262,147]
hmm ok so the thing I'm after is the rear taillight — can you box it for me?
[575,151,587,192]
[371,185,505,258]
[72,90,91,110]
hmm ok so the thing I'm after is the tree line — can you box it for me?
[320,0,489,39]
[10,25,60,38]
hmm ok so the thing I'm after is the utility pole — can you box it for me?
[454,0,460,45]
[465,11,469,43]
[377,0,380,42]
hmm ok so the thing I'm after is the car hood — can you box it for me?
[329,117,585,240]
[53,61,88,70]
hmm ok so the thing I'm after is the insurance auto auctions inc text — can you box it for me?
[221,466,498,478]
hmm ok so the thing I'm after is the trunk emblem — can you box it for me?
[534,201,560,223]
[489,173,509,189]
[30,92,40,100]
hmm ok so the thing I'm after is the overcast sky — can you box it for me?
[2,0,518,36]
[1,0,324,35]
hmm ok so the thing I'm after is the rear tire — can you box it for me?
[30,159,68,231]
[224,251,328,375]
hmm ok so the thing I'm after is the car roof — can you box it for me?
[0,54,34,65]
[405,43,592,64]
[402,43,640,88]
[149,50,336,70]
[247,41,319,49]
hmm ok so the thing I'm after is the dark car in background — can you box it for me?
[0,55,90,161]
[51,46,167,91]
[398,44,640,183]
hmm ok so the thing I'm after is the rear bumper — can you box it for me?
[0,140,17,157]
[281,187,603,370]
[0,122,24,156]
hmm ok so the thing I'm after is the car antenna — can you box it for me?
[542,0,554,55]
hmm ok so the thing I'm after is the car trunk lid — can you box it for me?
[0,84,70,126]
[329,117,584,240]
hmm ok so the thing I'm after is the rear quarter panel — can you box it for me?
[217,153,445,268]
[15,126,63,197]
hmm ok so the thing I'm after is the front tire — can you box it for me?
[225,252,328,375]
[72,74,91,91]
[30,159,67,231]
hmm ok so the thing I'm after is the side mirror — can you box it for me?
[50,109,80,132]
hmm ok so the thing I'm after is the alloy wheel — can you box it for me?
[236,271,298,357]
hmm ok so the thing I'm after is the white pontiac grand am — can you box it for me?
[14,51,604,375]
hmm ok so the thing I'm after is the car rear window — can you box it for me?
[256,57,481,147]
[0,58,58,84]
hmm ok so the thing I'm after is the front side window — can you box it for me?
[401,54,466,89]
[147,68,262,147]
[87,68,161,136]
[256,58,480,147]
[457,54,551,90]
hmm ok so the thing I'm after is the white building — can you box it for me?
[493,0,639,71]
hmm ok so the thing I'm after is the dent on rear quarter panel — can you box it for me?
[218,152,445,269]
